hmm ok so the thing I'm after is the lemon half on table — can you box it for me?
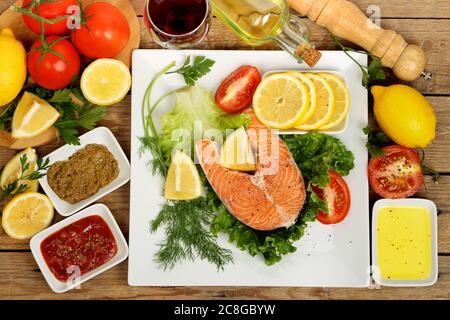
[2,192,54,240]
[253,73,310,129]
[0,148,39,193]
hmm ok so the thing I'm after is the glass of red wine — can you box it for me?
[144,0,211,49]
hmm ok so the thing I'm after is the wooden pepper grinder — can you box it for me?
[288,0,430,81]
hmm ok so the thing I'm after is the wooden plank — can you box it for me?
[129,0,450,19]
[0,251,448,299]
[136,18,450,94]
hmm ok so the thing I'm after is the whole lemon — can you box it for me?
[0,28,27,107]
[372,85,436,148]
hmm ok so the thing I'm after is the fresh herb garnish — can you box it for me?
[2,154,50,196]
[166,56,215,86]
[363,126,393,157]
[0,100,16,130]
[418,149,441,183]
[211,133,355,265]
[30,86,107,145]
[151,188,233,271]
[332,35,385,88]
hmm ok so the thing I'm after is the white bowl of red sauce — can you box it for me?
[30,203,128,293]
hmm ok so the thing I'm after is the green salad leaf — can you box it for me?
[159,86,250,161]
[211,132,355,266]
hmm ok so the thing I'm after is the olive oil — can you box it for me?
[376,206,432,280]
[211,0,287,45]
[211,0,321,67]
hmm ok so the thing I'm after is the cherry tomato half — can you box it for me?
[22,0,77,36]
[215,66,261,113]
[368,145,423,199]
[312,171,351,225]
[27,37,80,90]
[71,2,130,59]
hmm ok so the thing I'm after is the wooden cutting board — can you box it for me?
[0,0,140,149]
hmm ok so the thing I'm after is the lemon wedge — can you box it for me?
[220,127,256,172]
[296,73,335,131]
[2,192,54,240]
[253,73,309,129]
[81,58,131,106]
[165,150,202,201]
[0,148,39,193]
[317,73,350,130]
[287,72,317,125]
[11,92,60,139]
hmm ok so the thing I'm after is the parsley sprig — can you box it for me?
[2,154,50,196]
[30,86,107,145]
[332,35,385,88]
[166,56,215,86]
[363,126,392,157]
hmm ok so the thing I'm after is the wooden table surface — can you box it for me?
[0,0,449,300]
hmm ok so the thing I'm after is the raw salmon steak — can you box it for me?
[196,123,306,231]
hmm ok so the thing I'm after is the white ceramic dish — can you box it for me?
[30,203,129,293]
[129,50,370,287]
[39,127,131,217]
[372,198,438,287]
[263,69,349,134]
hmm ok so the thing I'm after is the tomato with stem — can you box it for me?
[15,0,77,36]
[71,2,130,59]
[28,36,80,90]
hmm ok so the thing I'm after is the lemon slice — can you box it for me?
[165,150,202,201]
[317,73,350,130]
[253,73,310,129]
[220,127,256,172]
[296,73,335,131]
[81,58,131,106]
[287,72,317,125]
[2,192,54,240]
[11,92,60,139]
[0,148,39,193]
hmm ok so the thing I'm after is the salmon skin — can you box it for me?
[196,120,306,231]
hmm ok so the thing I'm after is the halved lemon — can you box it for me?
[0,148,39,193]
[295,73,335,131]
[220,127,256,172]
[80,58,131,106]
[317,73,350,130]
[165,150,202,201]
[2,192,54,240]
[253,73,309,129]
[287,72,317,125]
[11,92,60,139]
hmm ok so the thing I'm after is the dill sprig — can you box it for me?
[151,196,233,271]
[2,155,50,196]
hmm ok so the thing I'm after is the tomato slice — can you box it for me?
[215,66,261,113]
[368,145,423,199]
[312,171,351,225]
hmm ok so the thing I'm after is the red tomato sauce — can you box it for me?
[40,215,117,282]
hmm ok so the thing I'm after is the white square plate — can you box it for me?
[129,50,370,287]
[372,198,438,287]
[39,127,131,217]
[30,203,129,293]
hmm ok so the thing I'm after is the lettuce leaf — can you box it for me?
[210,132,355,266]
[159,86,250,161]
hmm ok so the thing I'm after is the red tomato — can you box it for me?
[312,171,351,225]
[71,2,130,58]
[368,145,423,199]
[27,37,80,90]
[215,66,261,113]
[22,0,77,36]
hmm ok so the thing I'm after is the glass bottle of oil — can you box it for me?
[211,0,321,67]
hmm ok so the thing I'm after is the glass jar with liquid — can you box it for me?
[211,0,321,67]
